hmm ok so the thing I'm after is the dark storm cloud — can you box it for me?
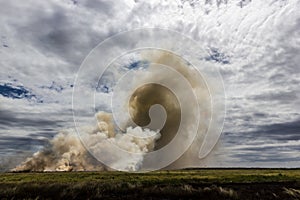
[253,112,267,118]
[0,109,65,130]
[224,119,300,141]
[0,136,47,152]
[255,120,300,140]
[27,131,57,139]
[237,144,300,152]
[222,119,300,163]
[251,91,298,104]
[230,153,298,163]
[0,136,48,172]
[15,6,102,66]
[224,141,300,163]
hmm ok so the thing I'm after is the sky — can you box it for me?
[0,0,299,170]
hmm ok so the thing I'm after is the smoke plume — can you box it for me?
[13,112,160,172]
[13,50,219,172]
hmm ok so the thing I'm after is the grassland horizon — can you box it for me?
[1,168,299,199]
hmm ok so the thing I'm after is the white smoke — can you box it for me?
[13,50,222,172]
[13,112,160,172]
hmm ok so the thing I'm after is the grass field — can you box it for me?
[0,169,300,199]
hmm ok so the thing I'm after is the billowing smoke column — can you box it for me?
[129,83,181,150]
[13,112,160,172]
[13,29,225,172]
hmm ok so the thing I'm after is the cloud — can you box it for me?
[205,48,230,64]
[0,109,65,129]
[0,136,47,153]
[221,119,300,164]
[251,91,298,104]
[0,0,299,168]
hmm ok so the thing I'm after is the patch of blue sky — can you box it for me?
[205,48,230,64]
[40,81,64,92]
[0,83,34,99]
[125,60,149,70]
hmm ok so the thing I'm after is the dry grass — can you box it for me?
[283,187,300,199]
[0,169,299,199]
[218,186,238,199]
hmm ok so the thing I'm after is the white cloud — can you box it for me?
[0,0,299,168]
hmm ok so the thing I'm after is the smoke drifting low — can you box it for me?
[13,112,160,172]
[13,50,217,172]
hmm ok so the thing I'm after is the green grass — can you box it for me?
[0,169,299,199]
[1,169,299,184]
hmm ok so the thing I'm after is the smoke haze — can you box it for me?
[13,51,218,172]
